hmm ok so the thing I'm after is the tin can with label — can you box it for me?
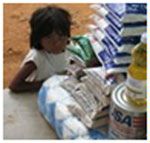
[108,83,146,139]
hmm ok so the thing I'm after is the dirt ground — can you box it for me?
[4,3,93,88]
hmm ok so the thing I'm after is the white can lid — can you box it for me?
[112,83,146,113]
[141,32,147,44]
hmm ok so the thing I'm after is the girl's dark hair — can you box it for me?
[29,6,72,49]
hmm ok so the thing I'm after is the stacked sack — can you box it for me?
[60,67,111,129]
[38,75,107,139]
[88,3,147,74]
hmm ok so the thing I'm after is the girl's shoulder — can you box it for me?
[28,48,41,55]
[26,48,46,58]
[21,48,46,68]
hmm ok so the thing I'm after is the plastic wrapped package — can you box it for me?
[87,27,131,63]
[104,3,146,23]
[89,16,141,49]
[90,13,146,37]
[98,20,141,47]
[81,70,108,97]
[82,67,126,93]
[72,35,96,60]
[88,3,146,75]
[90,4,146,36]
[91,4,146,23]
[38,75,107,139]
[60,78,110,128]
[67,35,96,65]
[88,33,129,74]
[67,41,88,61]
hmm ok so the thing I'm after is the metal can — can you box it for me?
[108,83,146,139]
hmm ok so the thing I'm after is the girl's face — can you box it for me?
[41,32,70,54]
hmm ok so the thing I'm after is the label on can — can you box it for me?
[109,84,146,139]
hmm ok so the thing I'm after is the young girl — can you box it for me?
[9,6,72,93]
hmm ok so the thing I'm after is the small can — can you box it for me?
[108,83,146,139]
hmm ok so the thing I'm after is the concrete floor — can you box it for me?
[4,89,57,139]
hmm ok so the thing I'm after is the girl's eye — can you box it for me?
[67,39,70,45]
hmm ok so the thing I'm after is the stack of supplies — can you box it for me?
[88,3,146,74]
[37,3,147,140]
[61,67,125,129]
[38,75,107,139]
[61,68,110,129]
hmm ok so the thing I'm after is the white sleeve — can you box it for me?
[20,49,42,68]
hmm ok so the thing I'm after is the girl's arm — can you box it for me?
[9,61,44,93]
